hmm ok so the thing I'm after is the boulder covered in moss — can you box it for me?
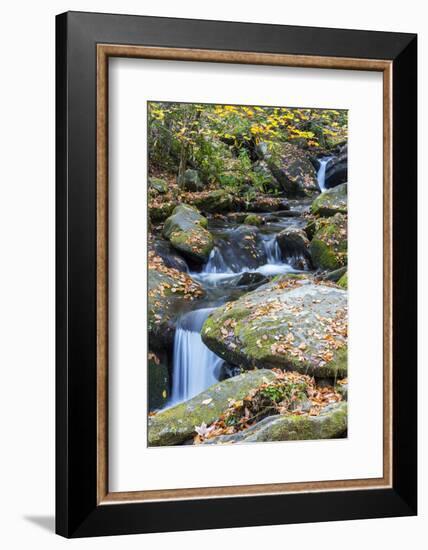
[309,213,347,271]
[338,271,348,289]
[243,213,263,226]
[148,369,277,446]
[163,204,214,263]
[149,177,168,194]
[202,276,347,378]
[201,402,347,444]
[149,201,176,223]
[148,351,170,411]
[311,183,347,217]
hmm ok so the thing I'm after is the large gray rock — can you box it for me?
[163,204,214,263]
[311,183,347,217]
[202,276,348,378]
[148,369,277,446]
[201,402,347,444]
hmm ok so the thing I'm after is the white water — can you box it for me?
[168,308,224,406]
[317,156,333,192]
[194,234,294,286]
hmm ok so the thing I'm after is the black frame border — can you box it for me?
[56,11,417,538]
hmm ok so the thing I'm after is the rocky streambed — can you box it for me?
[147,150,348,446]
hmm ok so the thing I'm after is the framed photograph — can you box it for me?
[56,11,417,538]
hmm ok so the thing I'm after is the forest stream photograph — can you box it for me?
[146,101,348,447]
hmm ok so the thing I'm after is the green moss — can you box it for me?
[202,281,347,379]
[149,177,168,194]
[243,214,262,226]
[163,204,214,262]
[246,402,347,442]
[310,239,340,270]
[309,213,347,270]
[338,272,348,289]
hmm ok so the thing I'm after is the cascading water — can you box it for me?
[317,156,333,192]
[169,308,224,406]
[262,234,283,264]
[204,247,232,274]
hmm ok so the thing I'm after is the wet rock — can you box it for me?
[201,402,347,444]
[276,228,312,270]
[309,213,348,271]
[202,276,347,378]
[148,369,277,446]
[236,272,268,288]
[163,204,214,263]
[311,183,347,217]
[325,144,347,188]
[211,225,267,272]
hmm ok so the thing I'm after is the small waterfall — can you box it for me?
[169,308,223,406]
[317,156,333,192]
[204,247,233,274]
[262,234,282,264]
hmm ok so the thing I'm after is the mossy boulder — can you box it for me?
[179,169,204,192]
[276,227,312,270]
[148,351,170,411]
[163,204,214,263]
[243,214,263,226]
[193,189,234,213]
[148,369,277,446]
[148,256,204,350]
[309,213,348,270]
[311,183,347,217]
[338,271,348,289]
[149,201,176,223]
[201,402,347,444]
[202,277,347,378]
[149,177,168,194]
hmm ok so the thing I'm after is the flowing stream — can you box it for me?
[167,222,300,407]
